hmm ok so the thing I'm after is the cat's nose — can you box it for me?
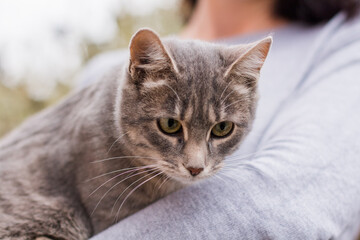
[186,167,203,177]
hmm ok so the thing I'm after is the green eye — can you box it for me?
[211,121,234,138]
[158,118,182,134]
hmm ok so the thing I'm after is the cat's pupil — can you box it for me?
[220,122,226,130]
[168,119,175,128]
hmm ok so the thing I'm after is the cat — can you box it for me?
[0,28,271,239]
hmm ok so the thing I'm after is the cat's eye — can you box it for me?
[211,121,234,138]
[158,118,182,134]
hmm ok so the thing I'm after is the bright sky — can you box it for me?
[0,0,177,100]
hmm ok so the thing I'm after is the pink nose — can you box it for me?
[187,167,203,176]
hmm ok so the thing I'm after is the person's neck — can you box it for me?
[181,0,288,41]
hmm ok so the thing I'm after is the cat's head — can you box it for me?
[117,29,271,184]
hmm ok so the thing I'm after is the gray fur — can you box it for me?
[0,29,271,239]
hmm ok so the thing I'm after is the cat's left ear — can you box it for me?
[224,36,272,85]
[128,28,177,80]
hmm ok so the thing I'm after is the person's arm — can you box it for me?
[90,37,360,239]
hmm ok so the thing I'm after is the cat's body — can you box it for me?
[0,69,180,239]
[0,29,271,239]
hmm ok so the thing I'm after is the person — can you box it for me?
[82,0,360,239]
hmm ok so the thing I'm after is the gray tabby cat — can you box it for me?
[0,29,271,239]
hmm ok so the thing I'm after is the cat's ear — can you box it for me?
[224,36,272,87]
[128,28,176,80]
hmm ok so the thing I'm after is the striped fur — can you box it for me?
[0,29,271,239]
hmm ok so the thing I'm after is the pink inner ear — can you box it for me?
[130,29,166,66]
[128,29,178,75]
[224,37,272,79]
[253,37,272,65]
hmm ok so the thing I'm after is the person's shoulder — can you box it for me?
[319,12,360,59]
[305,12,360,78]
[332,12,360,39]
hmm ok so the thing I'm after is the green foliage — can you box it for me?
[0,84,70,137]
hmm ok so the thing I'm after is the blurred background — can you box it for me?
[0,0,183,137]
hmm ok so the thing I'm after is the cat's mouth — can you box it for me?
[172,175,210,184]
[160,164,220,184]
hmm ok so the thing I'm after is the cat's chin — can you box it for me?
[168,174,214,185]
[160,165,221,185]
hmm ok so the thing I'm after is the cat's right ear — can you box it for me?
[224,37,272,90]
[128,28,176,81]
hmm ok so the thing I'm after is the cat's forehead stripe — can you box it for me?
[142,79,167,89]
[183,104,194,122]
[179,97,190,120]
[208,105,216,123]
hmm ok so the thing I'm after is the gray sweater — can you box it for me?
[86,12,360,240]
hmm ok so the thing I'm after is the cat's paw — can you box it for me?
[35,237,53,240]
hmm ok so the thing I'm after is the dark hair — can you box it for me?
[275,0,360,24]
[181,0,360,24]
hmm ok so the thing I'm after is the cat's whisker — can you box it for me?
[220,172,243,181]
[226,138,299,162]
[106,132,129,154]
[159,162,178,169]
[151,174,166,199]
[154,174,165,189]
[224,152,255,160]
[220,163,268,180]
[224,156,254,163]
[88,166,158,198]
[224,99,247,110]
[218,167,243,178]
[115,171,163,222]
[220,166,243,173]
[224,160,250,165]
[90,168,159,216]
[224,144,282,162]
[221,162,248,169]
[240,164,268,178]
[91,156,163,164]
[222,164,257,171]
[164,83,181,101]
[217,172,238,181]
[224,153,260,163]
[224,150,264,160]
[85,164,157,183]
[219,79,235,103]
[220,89,236,105]
[213,174,228,184]
[157,175,170,190]
[224,147,282,165]
[111,170,162,217]
[211,163,224,172]
[152,175,171,198]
